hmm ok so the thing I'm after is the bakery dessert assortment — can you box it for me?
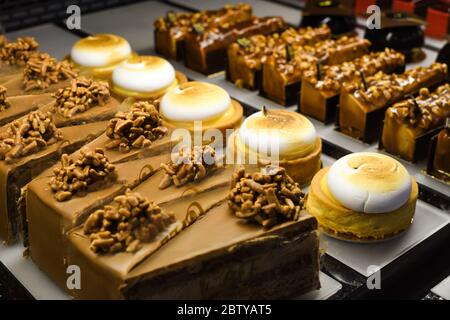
[381,84,450,162]
[307,152,418,241]
[70,34,132,81]
[231,107,321,185]
[300,49,405,123]
[339,63,448,142]
[427,118,450,183]
[227,25,331,90]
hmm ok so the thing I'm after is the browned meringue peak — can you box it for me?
[159,145,224,189]
[105,101,167,153]
[0,85,10,111]
[228,165,306,228]
[0,110,62,163]
[23,53,78,92]
[83,189,176,254]
[0,37,39,66]
[49,147,117,202]
[52,77,110,118]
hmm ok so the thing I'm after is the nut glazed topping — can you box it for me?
[228,165,305,228]
[0,37,39,66]
[49,148,117,202]
[52,77,110,118]
[106,101,168,153]
[390,85,450,130]
[83,189,175,254]
[23,53,78,91]
[0,111,62,163]
[159,145,224,189]
[0,85,10,112]
[303,48,404,93]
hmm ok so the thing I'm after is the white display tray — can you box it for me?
[431,275,450,300]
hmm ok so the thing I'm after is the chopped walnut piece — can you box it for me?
[0,85,10,112]
[0,111,62,163]
[105,101,167,153]
[22,53,78,92]
[49,148,117,202]
[52,77,110,118]
[83,189,175,254]
[228,165,305,228]
[159,145,224,189]
[0,37,39,66]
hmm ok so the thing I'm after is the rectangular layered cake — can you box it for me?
[154,3,253,60]
[0,36,39,79]
[300,49,405,123]
[226,25,330,90]
[381,84,450,162]
[427,120,450,183]
[338,63,448,142]
[261,36,370,106]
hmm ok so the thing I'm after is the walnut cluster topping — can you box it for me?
[106,101,167,153]
[83,189,175,254]
[0,111,62,163]
[159,145,224,189]
[227,166,305,228]
[0,85,10,112]
[52,78,110,118]
[23,53,78,92]
[0,37,39,66]
[391,84,450,130]
[347,63,448,107]
[304,49,404,93]
[49,148,117,202]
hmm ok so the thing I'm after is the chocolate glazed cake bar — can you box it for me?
[381,84,450,162]
[261,36,370,106]
[300,49,405,123]
[66,166,319,299]
[0,37,39,79]
[154,4,253,61]
[184,16,285,75]
[227,25,330,90]
[338,63,448,143]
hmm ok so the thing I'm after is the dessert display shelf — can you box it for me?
[0,0,449,300]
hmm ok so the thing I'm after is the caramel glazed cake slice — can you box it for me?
[66,165,319,299]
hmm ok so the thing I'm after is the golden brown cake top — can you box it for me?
[0,85,10,112]
[159,145,224,189]
[83,189,176,254]
[49,147,117,202]
[0,37,39,66]
[52,77,110,118]
[105,101,167,153]
[344,63,448,109]
[387,84,450,131]
[0,111,62,163]
[228,165,305,228]
[303,48,405,93]
[23,53,78,91]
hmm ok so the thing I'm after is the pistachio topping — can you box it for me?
[23,53,78,91]
[0,111,62,163]
[106,101,167,153]
[159,145,224,189]
[0,37,39,66]
[53,77,110,118]
[228,165,305,228]
[83,189,175,254]
[0,85,10,112]
[49,148,117,202]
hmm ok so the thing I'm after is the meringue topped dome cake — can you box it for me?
[232,108,321,185]
[307,152,418,241]
[112,55,187,99]
[160,81,243,134]
[70,34,132,80]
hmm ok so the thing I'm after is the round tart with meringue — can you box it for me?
[112,55,187,99]
[306,152,418,241]
[160,81,243,134]
[231,108,321,185]
[70,34,132,80]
